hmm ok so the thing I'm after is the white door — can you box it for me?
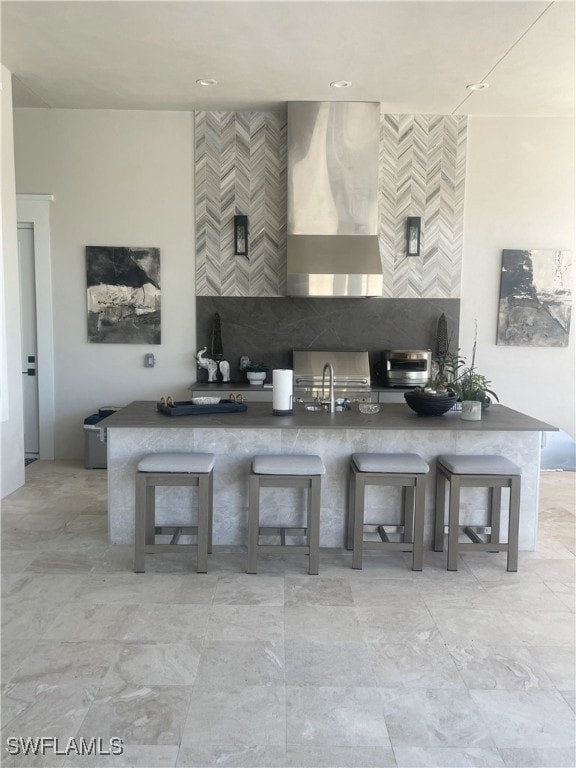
[18,223,40,457]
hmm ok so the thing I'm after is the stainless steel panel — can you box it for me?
[287,235,381,272]
[386,369,430,387]
[288,102,380,236]
[286,234,382,296]
[293,350,371,399]
[287,272,383,298]
[286,102,383,298]
[293,350,370,378]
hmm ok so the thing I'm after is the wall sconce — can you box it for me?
[406,216,421,257]
[234,214,249,257]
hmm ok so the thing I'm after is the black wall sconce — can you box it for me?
[234,214,249,257]
[406,216,421,257]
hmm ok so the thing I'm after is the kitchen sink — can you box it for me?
[296,399,351,413]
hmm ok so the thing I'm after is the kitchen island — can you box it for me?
[105,401,556,550]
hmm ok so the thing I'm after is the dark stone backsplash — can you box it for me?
[195,297,460,385]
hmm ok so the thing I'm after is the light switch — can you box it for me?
[144,353,156,368]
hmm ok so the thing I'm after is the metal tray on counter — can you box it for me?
[156,400,248,417]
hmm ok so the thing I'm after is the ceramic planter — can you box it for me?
[247,371,266,386]
[461,400,482,420]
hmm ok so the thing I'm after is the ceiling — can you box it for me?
[2,1,574,115]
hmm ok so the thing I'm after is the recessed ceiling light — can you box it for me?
[196,78,218,87]
[330,80,352,89]
[466,82,490,91]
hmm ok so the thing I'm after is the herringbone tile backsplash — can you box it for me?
[195,111,287,297]
[379,114,467,299]
[195,110,466,299]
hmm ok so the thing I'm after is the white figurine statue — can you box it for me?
[219,359,230,382]
[196,346,218,382]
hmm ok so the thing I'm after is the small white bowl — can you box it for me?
[191,397,220,405]
[358,403,381,415]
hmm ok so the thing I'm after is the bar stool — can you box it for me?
[247,454,325,575]
[134,452,215,574]
[434,454,521,572]
[346,452,429,571]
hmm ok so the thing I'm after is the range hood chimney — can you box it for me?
[287,101,383,297]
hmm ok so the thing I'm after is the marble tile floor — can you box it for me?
[1,461,574,768]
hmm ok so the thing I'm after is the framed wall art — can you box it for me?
[496,249,573,347]
[86,246,161,344]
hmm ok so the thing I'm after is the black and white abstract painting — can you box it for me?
[497,249,573,347]
[86,246,161,344]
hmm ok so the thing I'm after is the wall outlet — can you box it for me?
[144,353,156,368]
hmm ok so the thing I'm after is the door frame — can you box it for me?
[18,222,40,457]
[16,194,55,460]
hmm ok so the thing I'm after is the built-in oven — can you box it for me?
[382,349,431,387]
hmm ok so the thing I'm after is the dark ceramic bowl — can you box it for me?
[404,390,458,416]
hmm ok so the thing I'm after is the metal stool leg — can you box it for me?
[412,475,425,571]
[489,485,502,551]
[447,476,461,571]
[207,469,214,554]
[403,485,415,545]
[507,476,521,572]
[434,470,446,552]
[196,473,210,574]
[247,473,260,574]
[352,472,366,570]
[308,476,321,575]
[346,466,356,550]
[134,473,147,572]
[145,482,155,548]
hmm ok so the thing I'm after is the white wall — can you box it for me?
[1,66,26,496]
[13,109,195,459]
[462,116,575,438]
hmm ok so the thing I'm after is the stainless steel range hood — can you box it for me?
[287,101,383,297]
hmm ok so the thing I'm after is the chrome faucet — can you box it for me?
[322,362,336,413]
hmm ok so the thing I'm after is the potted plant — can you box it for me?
[405,319,498,419]
[449,368,498,420]
[245,361,268,386]
[445,325,498,421]
[449,369,498,405]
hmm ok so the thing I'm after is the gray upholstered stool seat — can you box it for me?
[434,453,522,572]
[138,452,215,474]
[247,454,325,575]
[252,454,325,476]
[352,452,429,474]
[437,454,521,476]
[347,452,429,571]
[134,451,215,574]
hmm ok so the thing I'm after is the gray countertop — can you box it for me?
[105,400,557,432]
